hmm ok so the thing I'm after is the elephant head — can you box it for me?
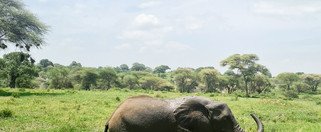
[174,97,263,132]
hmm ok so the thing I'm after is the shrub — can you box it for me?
[12,92,20,98]
[0,109,13,118]
[283,91,299,99]
[293,82,310,93]
[115,97,121,101]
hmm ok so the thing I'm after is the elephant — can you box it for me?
[104,95,263,132]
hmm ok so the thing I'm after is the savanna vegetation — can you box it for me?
[0,88,320,131]
[1,0,321,132]
[1,52,321,132]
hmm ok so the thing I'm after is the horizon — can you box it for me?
[1,0,321,75]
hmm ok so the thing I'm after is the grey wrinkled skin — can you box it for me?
[104,95,263,132]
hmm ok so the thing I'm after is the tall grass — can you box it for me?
[0,88,320,131]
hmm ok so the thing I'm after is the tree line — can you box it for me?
[0,52,320,97]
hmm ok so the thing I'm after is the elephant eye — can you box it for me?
[212,109,221,117]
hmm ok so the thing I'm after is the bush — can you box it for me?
[12,92,20,98]
[293,82,310,93]
[0,109,13,118]
[283,91,299,99]
[115,97,121,101]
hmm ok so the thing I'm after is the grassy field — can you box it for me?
[0,88,321,132]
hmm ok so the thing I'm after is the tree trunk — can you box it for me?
[245,81,249,97]
[243,75,249,97]
[312,83,319,92]
[9,75,17,88]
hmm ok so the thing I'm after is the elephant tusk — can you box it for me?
[250,114,264,132]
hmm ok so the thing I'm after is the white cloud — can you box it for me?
[254,1,321,16]
[116,13,191,53]
[138,1,161,9]
[133,14,160,29]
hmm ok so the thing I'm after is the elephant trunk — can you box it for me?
[233,114,263,132]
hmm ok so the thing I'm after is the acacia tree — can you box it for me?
[97,67,117,89]
[119,64,129,72]
[1,52,38,88]
[122,74,138,89]
[276,72,300,91]
[0,0,48,51]
[131,62,146,71]
[69,61,82,68]
[218,70,240,94]
[250,74,271,94]
[198,68,220,92]
[301,74,321,92]
[173,68,198,93]
[221,54,270,97]
[81,70,98,90]
[154,65,170,78]
[47,67,73,89]
[38,59,54,69]
[154,65,170,74]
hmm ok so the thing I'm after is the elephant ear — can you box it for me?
[174,98,211,132]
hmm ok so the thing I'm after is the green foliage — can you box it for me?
[221,54,271,96]
[115,96,121,101]
[198,68,220,92]
[122,74,138,89]
[0,0,48,51]
[154,65,170,74]
[139,76,174,91]
[119,64,129,72]
[293,82,310,93]
[130,62,146,71]
[0,52,319,98]
[11,92,20,98]
[219,71,240,93]
[81,70,98,90]
[283,90,299,99]
[173,68,198,93]
[250,74,272,94]
[97,67,117,89]
[69,61,82,68]
[276,72,300,91]
[47,67,73,89]
[0,108,13,118]
[37,59,54,69]
[301,74,321,92]
[1,52,38,88]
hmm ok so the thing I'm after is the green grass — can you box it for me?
[0,88,321,132]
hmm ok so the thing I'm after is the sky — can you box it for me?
[1,0,321,75]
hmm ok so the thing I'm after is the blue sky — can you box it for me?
[2,0,321,75]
